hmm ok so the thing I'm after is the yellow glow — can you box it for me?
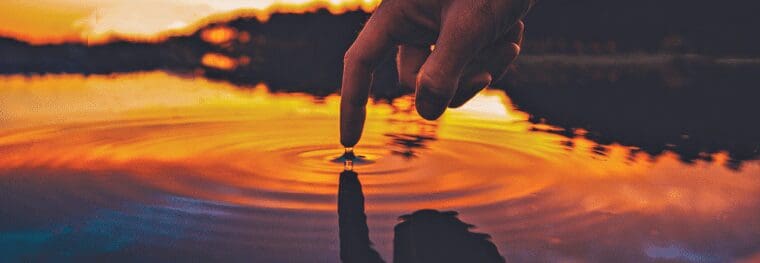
[0,0,381,45]
[201,52,240,70]
[1,71,757,216]
[201,26,238,44]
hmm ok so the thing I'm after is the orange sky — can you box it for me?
[0,0,379,45]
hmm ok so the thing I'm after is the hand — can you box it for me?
[340,0,532,147]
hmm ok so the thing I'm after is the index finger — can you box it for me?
[340,3,396,147]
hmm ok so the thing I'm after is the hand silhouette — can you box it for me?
[340,0,533,146]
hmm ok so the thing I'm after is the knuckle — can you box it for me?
[343,46,375,69]
[342,48,357,65]
[418,71,456,100]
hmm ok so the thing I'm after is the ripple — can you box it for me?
[3,73,760,262]
[0,113,552,213]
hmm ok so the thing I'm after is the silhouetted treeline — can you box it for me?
[0,37,206,74]
[3,0,759,75]
[501,57,760,169]
[0,7,757,167]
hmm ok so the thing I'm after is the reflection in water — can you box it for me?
[1,72,760,262]
[384,97,438,159]
[2,7,757,167]
[338,170,504,263]
[504,59,760,167]
[394,210,504,263]
[338,170,384,263]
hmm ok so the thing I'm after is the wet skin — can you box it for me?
[340,0,534,146]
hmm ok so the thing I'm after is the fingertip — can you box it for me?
[340,113,364,147]
[341,137,358,148]
[415,97,446,120]
[414,70,459,120]
[340,100,366,147]
[415,86,450,120]
[340,119,362,147]
[447,101,466,109]
[449,72,491,108]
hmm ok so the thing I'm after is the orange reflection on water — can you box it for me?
[0,71,759,260]
[0,0,380,45]
[201,26,238,45]
[201,52,240,70]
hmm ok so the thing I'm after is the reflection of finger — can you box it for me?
[397,45,431,90]
[415,2,496,120]
[340,4,397,147]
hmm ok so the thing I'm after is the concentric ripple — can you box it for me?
[2,72,759,262]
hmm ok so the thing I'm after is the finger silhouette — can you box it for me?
[449,21,524,108]
[397,44,431,91]
[415,1,498,120]
[340,3,398,147]
[485,20,524,82]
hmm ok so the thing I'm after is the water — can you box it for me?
[1,71,759,262]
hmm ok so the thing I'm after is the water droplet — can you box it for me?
[331,147,373,170]
[343,147,355,170]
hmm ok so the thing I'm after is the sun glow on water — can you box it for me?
[1,71,759,261]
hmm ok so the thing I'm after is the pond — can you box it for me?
[1,71,759,262]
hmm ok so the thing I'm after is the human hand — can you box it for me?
[340,0,532,147]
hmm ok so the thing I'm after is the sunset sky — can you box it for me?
[0,0,379,44]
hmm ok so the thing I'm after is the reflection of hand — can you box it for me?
[338,170,385,263]
[340,0,533,146]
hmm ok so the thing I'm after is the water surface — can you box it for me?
[1,72,759,262]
